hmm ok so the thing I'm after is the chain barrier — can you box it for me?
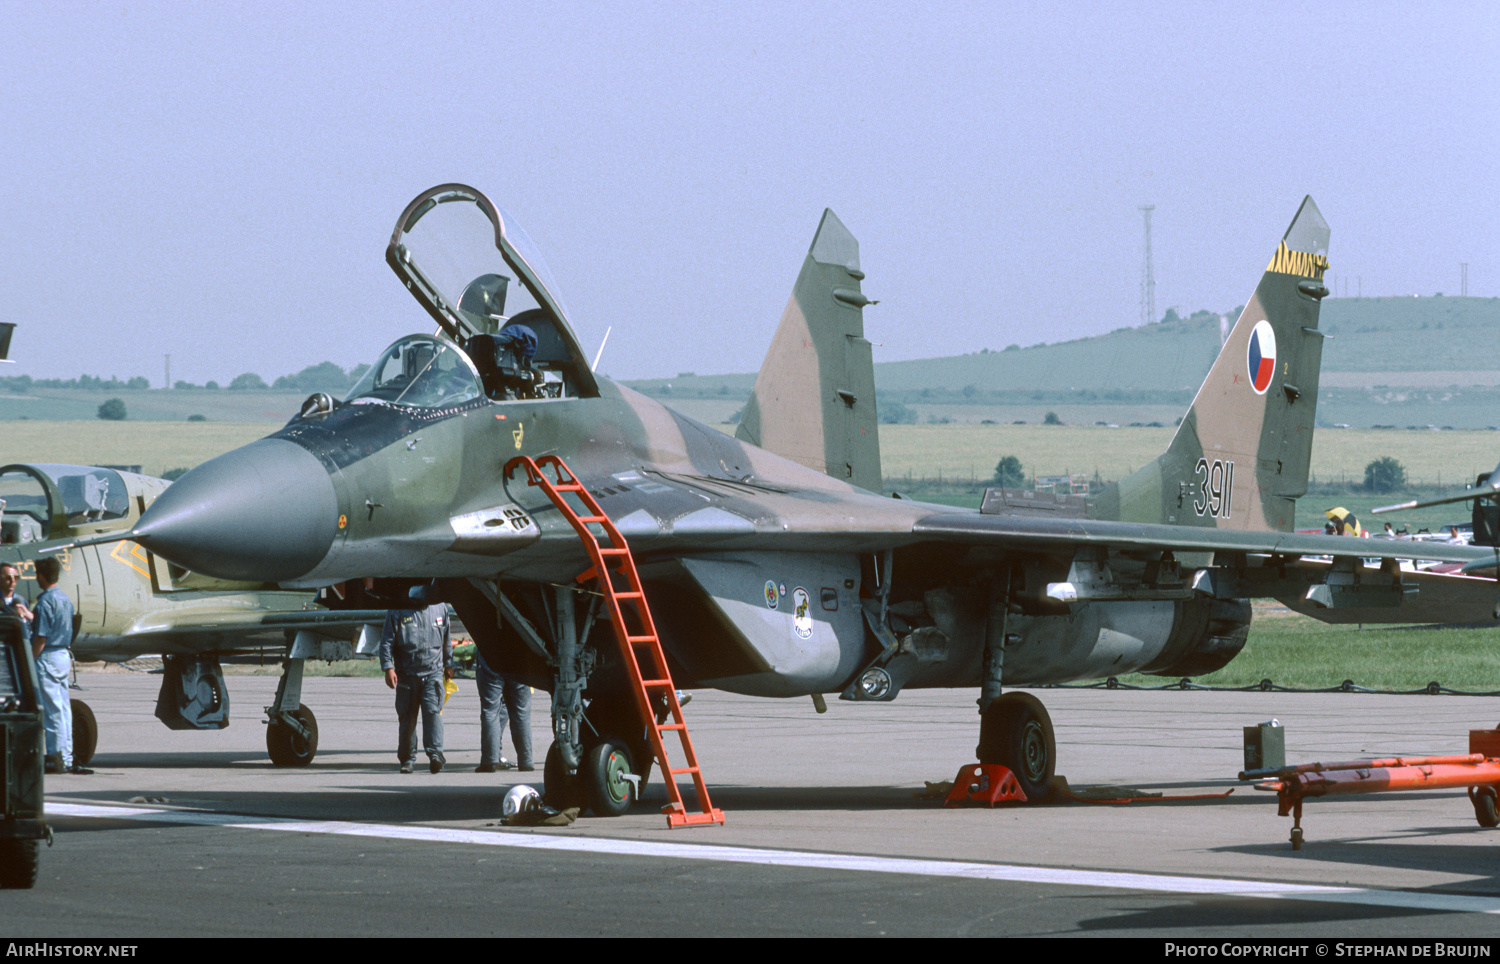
[1042,677,1500,697]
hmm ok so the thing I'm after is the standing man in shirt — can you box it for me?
[0,563,31,648]
[31,558,87,775]
[379,604,453,774]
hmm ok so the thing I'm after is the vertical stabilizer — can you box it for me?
[1094,197,1330,532]
[736,210,882,491]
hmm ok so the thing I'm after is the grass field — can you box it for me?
[0,422,281,477]
[2,420,1495,496]
[872,424,1499,489]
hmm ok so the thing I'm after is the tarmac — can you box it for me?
[7,668,1500,937]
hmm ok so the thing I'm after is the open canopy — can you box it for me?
[386,184,597,397]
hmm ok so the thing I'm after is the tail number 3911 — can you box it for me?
[1193,458,1234,519]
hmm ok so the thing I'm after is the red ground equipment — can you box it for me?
[1251,728,1500,849]
[945,764,1029,807]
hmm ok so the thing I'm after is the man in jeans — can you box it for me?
[32,558,88,774]
[475,646,532,772]
[379,605,453,774]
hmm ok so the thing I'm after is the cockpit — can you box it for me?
[0,464,130,543]
[344,335,483,408]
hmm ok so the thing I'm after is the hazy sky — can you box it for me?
[3,1,1496,386]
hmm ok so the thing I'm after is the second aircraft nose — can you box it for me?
[134,439,340,583]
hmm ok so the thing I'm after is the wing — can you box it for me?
[78,605,387,661]
[909,510,1491,564]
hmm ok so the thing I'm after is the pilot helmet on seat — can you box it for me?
[495,324,537,364]
[470,324,541,400]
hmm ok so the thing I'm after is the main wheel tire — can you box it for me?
[543,741,584,810]
[582,738,636,817]
[266,704,319,767]
[977,692,1056,802]
[0,840,39,889]
[70,699,98,767]
[1474,786,1499,828]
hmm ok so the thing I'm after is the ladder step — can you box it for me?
[660,723,686,731]
[639,679,673,688]
[669,766,701,776]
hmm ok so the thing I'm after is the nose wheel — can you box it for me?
[545,737,641,816]
[977,692,1055,802]
[266,704,319,766]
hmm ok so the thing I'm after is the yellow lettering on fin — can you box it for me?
[1266,241,1330,279]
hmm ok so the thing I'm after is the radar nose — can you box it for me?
[134,439,339,583]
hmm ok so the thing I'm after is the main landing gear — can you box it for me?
[70,699,97,768]
[977,692,1056,802]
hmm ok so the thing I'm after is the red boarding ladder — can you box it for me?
[506,454,725,828]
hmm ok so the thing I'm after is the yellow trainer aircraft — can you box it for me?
[0,462,383,766]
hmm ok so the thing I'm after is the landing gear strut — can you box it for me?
[265,658,319,766]
[973,572,1054,803]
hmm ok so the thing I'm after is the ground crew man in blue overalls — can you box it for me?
[379,604,453,774]
[32,557,88,774]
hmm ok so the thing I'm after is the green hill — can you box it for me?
[1320,296,1500,375]
[624,297,1500,428]
[4,297,1498,427]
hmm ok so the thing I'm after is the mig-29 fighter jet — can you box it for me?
[128,186,1493,813]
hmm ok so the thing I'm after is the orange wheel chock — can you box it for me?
[944,763,1028,808]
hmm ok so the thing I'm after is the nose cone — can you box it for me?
[135,438,339,583]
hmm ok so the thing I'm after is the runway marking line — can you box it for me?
[48,802,1500,915]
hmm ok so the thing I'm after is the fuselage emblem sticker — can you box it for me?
[791,587,813,639]
[1247,320,1276,395]
[764,580,778,610]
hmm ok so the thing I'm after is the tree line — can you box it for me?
[2,361,369,395]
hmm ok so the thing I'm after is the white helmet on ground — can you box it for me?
[502,784,541,820]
